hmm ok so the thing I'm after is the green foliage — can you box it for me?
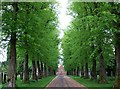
[1,2,59,72]
[62,2,119,72]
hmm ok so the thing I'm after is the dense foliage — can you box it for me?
[1,2,59,87]
[62,2,120,87]
[1,1,120,88]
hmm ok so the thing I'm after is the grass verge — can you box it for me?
[2,76,55,89]
[70,76,115,89]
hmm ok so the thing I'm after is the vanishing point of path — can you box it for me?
[45,75,87,89]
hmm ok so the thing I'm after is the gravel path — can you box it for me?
[45,75,87,89]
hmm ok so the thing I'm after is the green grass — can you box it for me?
[70,76,115,89]
[2,76,55,89]
[0,84,2,89]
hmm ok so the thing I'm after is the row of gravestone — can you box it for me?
[0,72,7,84]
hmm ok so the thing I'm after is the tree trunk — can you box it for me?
[73,68,76,75]
[48,67,50,75]
[23,51,29,83]
[77,67,80,76]
[114,43,120,88]
[72,69,74,75]
[7,2,18,88]
[70,70,72,75]
[91,58,97,80]
[44,65,48,76]
[81,65,84,78]
[85,62,89,79]
[15,73,17,80]
[44,65,46,77]
[20,63,23,80]
[49,67,53,75]
[68,71,70,75]
[7,32,17,87]
[98,47,107,83]
[75,68,77,76]
[109,3,120,87]
[54,70,56,75]
[41,61,44,77]
[4,73,7,83]
[0,72,3,84]
[32,60,37,81]
[106,66,112,77]
[46,66,49,76]
[50,68,52,75]
[20,72,23,80]
[37,61,42,79]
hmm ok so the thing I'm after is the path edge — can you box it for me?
[45,76,58,88]
[68,76,88,88]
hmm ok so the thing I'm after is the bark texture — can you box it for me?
[37,61,42,79]
[114,40,120,88]
[4,73,7,83]
[0,72,3,84]
[91,58,97,80]
[81,65,84,78]
[32,60,37,81]
[98,47,107,83]
[20,63,23,80]
[7,2,18,87]
[8,32,17,87]
[41,61,44,77]
[20,72,23,80]
[85,62,89,79]
[44,65,47,76]
[23,51,29,83]
[77,67,80,76]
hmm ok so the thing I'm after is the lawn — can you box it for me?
[71,76,115,89]
[2,76,55,89]
[0,84,2,89]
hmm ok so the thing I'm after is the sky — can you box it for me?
[0,48,7,62]
[57,0,72,39]
[57,0,72,67]
[0,30,7,62]
[0,0,72,63]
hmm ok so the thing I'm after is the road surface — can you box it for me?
[45,75,87,89]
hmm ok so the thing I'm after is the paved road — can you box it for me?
[45,75,87,89]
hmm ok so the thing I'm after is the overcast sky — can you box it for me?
[57,0,72,67]
[57,0,72,39]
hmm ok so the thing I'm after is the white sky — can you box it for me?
[57,0,72,39]
[0,48,7,62]
[57,0,72,67]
